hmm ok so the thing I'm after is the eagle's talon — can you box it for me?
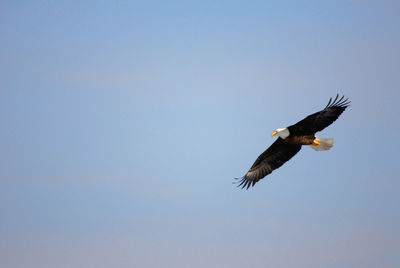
[312,140,321,146]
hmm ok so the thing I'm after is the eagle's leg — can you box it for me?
[312,139,320,146]
[310,137,334,151]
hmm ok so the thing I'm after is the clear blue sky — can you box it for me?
[1,1,399,267]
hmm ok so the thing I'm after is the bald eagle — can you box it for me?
[236,94,350,189]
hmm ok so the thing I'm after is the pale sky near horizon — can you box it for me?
[1,1,399,267]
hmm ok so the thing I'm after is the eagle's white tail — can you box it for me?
[311,137,333,151]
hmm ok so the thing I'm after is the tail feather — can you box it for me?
[311,137,333,151]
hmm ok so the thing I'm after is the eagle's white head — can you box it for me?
[271,127,290,139]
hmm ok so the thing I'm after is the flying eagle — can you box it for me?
[236,94,350,189]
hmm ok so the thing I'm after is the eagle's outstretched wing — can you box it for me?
[289,94,350,135]
[236,138,301,189]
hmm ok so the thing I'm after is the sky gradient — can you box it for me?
[1,1,400,267]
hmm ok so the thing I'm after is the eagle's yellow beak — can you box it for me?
[271,131,277,137]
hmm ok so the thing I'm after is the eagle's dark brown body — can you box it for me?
[284,135,315,145]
